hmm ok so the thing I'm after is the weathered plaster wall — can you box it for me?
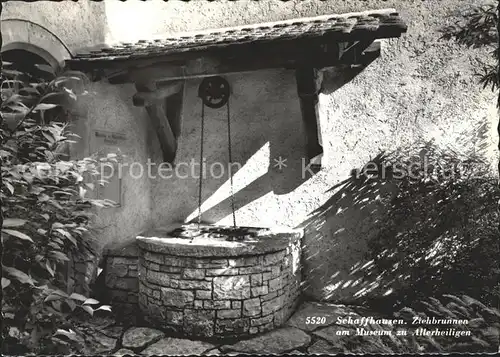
[2,0,107,52]
[2,0,497,302]
[79,83,153,252]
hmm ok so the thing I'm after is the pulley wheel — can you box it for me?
[198,76,230,109]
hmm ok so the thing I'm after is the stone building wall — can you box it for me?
[102,241,140,318]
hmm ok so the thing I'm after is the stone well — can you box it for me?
[136,224,303,339]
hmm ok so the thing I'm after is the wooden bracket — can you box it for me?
[338,39,379,66]
[136,82,184,163]
[295,67,323,168]
[133,81,183,107]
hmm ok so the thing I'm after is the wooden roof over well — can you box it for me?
[66,8,407,70]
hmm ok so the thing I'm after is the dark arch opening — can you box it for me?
[2,49,54,81]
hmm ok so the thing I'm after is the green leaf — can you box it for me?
[51,300,62,311]
[53,329,78,342]
[3,218,27,227]
[4,182,14,194]
[35,64,55,75]
[2,265,36,286]
[1,277,11,289]
[45,261,55,277]
[56,228,77,246]
[81,305,94,316]
[65,299,77,311]
[34,103,58,111]
[69,292,87,302]
[95,305,112,312]
[83,298,99,305]
[49,250,69,262]
[44,294,63,303]
[2,229,34,242]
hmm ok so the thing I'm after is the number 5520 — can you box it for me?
[305,316,327,324]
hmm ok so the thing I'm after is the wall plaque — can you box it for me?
[92,129,127,207]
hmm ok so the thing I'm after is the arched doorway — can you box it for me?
[2,48,55,80]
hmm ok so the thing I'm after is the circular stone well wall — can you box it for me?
[136,226,303,339]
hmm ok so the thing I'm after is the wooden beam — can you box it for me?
[146,104,177,163]
[136,82,178,163]
[133,81,183,107]
[109,65,184,85]
[295,67,323,168]
[165,84,184,139]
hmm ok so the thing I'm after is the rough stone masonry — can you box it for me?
[135,228,303,339]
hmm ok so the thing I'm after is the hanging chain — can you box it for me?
[197,102,205,228]
[227,99,236,227]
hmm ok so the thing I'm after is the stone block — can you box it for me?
[144,251,164,264]
[262,250,286,266]
[149,262,160,271]
[262,295,285,315]
[250,314,274,327]
[251,274,263,286]
[129,270,138,278]
[249,327,259,334]
[108,263,128,278]
[194,300,204,309]
[271,266,281,278]
[184,310,215,337]
[161,287,194,308]
[195,290,212,300]
[147,270,174,286]
[166,310,183,325]
[243,298,261,317]
[263,272,272,281]
[215,318,250,335]
[204,300,231,309]
[178,280,211,290]
[218,309,241,319]
[227,257,252,267]
[231,301,242,309]
[182,268,206,280]
[122,327,165,349]
[148,296,161,306]
[160,265,182,273]
[238,266,266,274]
[129,264,138,270]
[206,268,239,276]
[213,276,251,300]
[251,286,269,297]
[163,257,187,267]
[268,277,283,292]
[261,291,278,302]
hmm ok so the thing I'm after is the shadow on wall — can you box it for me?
[298,138,499,310]
[178,62,378,225]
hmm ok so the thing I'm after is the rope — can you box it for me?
[197,101,205,228]
[227,99,236,227]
